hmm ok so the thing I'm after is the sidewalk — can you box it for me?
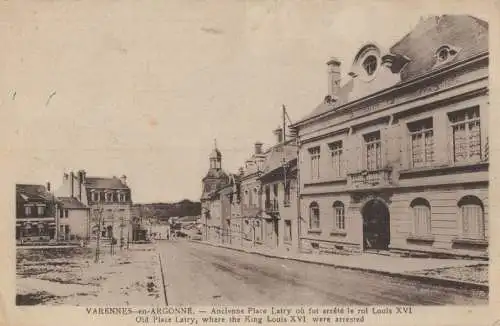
[192,240,489,291]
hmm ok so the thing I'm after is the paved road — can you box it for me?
[159,240,487,306]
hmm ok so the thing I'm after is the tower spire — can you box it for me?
[214,138,217,149]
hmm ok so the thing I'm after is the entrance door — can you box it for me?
[362,199,390,250]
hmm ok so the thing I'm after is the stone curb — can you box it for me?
[190,240,489,292]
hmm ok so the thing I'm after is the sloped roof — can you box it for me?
[391,15,488,81]
[85,177,129,189]
[261,143,298,175]
[16,184,56,202]
[295,15,488,125]
[58,196,89,209]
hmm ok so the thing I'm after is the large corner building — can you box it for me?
[291,15,489,258]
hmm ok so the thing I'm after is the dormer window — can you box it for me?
[435,45,459,65]
[363,55,377,76]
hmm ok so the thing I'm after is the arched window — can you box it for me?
[458,196,485,239]
[309,202,320,229]
[410,198,431,236]
[333,201,345,230]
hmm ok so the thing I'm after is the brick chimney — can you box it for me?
[273,127,283,144]
[46,181,51,192]
[70,171,74,197]
[254,142,263,155]
[327,57,341,96]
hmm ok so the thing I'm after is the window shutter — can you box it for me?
[384,124,401,167]
[354,134,363,172]
[432,112,450,165]
[480,103,488,161]
[400,123,410,169]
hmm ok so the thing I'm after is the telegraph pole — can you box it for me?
[94,204,103,263]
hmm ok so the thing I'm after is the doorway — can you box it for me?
[362,199,390,250]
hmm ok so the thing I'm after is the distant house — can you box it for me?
[57,196,91,241]
[16,183,60,243]
[57,170,133,246]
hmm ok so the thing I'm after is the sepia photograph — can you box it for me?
[1,0,498,325]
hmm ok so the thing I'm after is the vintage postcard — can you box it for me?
[1,0,499,325]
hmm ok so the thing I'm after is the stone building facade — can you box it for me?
[291,15,489,258]
[57,170,133,247]
[200,145,230,242]
[16,183,60,243]
[259,129,299,251]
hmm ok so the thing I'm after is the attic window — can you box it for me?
[436,45,458,63]
[362,55,377,76]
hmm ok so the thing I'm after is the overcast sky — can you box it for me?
[0,0,492,203]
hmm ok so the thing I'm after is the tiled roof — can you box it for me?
[391,15,488,81]
[296,15,488,125]
[16,184,56,202]
[58,196,89,209]
[261,143,298,175]
[85,177,129,189]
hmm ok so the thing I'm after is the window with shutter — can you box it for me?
[449,107,481,164]
[458,196,485,240]
[309,202,320,229]
[308,147,321,180]
[408,118,434,168]
[328,141,343,177]
[410,198,431,236]
[364,131,382,171]
[333,201,345,230]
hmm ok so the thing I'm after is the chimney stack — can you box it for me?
[327,57,341,96]
[70,171,74,197]
[120,175,127,186]
[273,126,283,144]
[254,142,263,155]
[46,182,51,192]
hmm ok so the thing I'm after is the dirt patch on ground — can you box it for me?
[17,244,163,306]
[411,264,488,285]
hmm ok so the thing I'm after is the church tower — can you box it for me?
[209,139,222,170]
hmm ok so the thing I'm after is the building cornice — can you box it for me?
[292,51,489,129]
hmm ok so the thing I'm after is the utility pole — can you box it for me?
[94,204,103,263]
[120,214,125,250]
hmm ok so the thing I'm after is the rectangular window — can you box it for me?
[364,131,382,171]
[37,206,45,216]
[328,141,343,177]
[449,107,481,163]
[284,181,291,205]
[309,147,321,180]
[284,220,292,242]
[64,209,69,218]
[24,206,32,217]
[408,118,434,168]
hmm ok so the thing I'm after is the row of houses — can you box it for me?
[16,170,147,245]
[200,15,489,258]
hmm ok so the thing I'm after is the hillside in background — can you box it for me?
[133,199,201,220]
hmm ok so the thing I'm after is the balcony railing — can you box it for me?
[348,167,392,188]
[265,199,279,214]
